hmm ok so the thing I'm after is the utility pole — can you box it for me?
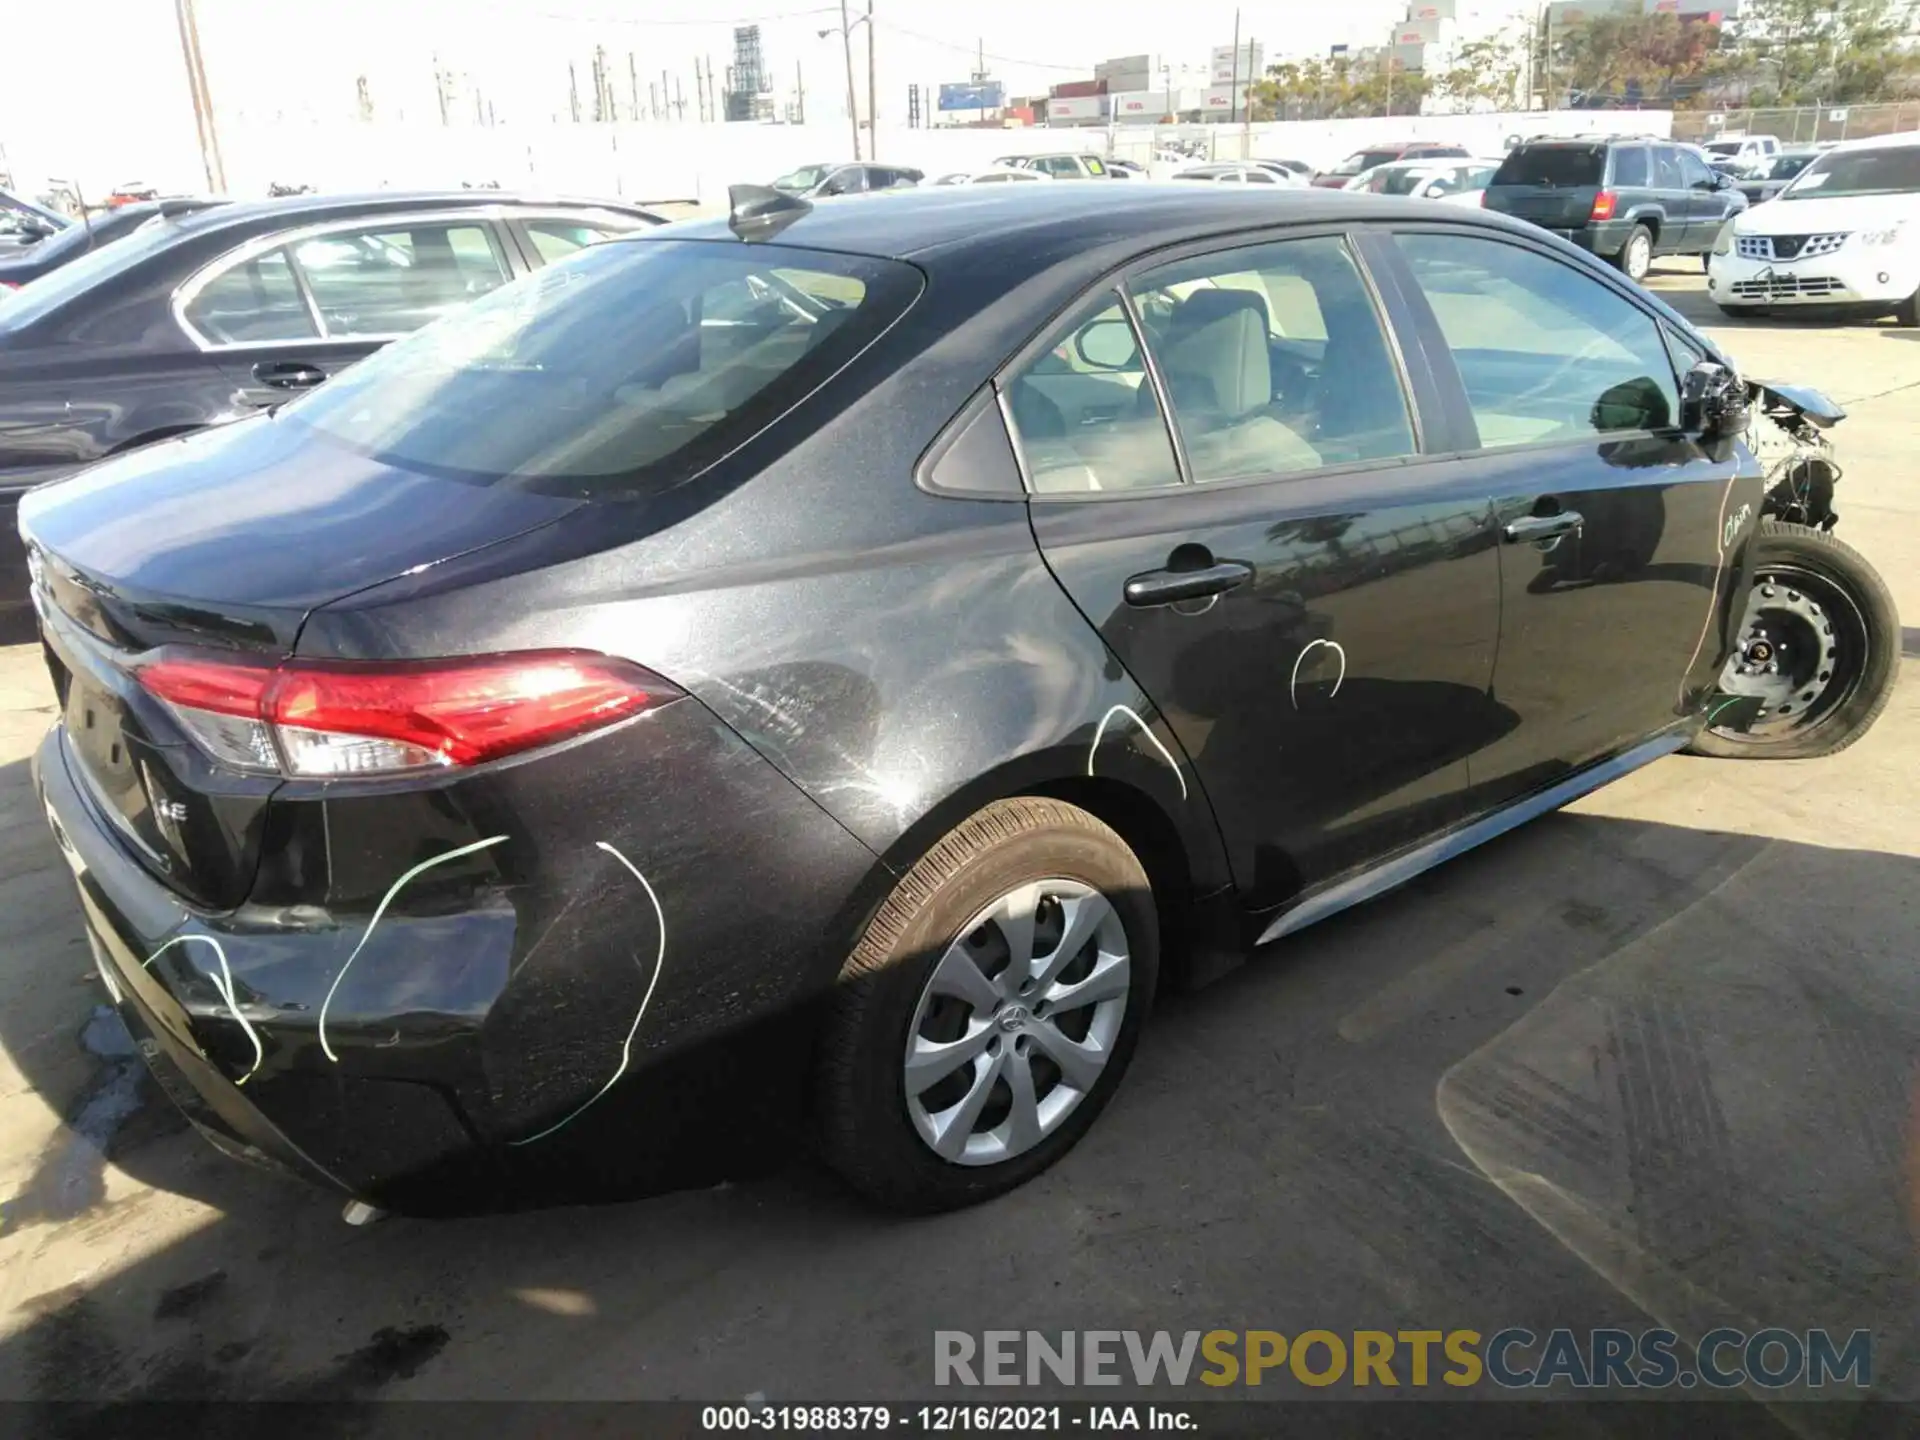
[662,69,672,122]
[629,52,639,121]
[866,0,878,161]
[796,59,806,123]
[569,62,581,123]
[675,76,686,121]
[173,0,227,193]
[839,0,862,159]
[1229,8,1240,126]
[649,82,659,122]
[707,54,717,120]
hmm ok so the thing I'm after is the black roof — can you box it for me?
[155,190,655,241]
[654,182,1507,266]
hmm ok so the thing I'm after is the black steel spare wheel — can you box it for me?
[1688,518,1898,759]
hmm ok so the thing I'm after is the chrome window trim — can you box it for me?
[171,207,510,352]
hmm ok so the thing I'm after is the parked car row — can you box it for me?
[0,190,662,636]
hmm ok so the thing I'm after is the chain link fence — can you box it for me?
[1672,102,1920,146]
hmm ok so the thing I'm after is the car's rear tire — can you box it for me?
[1893,288,1920,327]
[1616,224,1653,282]
[816,797,1158,1212]
[1686,519,1898,760]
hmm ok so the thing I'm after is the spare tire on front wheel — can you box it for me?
[816,797,1158,1212]
[1687,518,1899,760]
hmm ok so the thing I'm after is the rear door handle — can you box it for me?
[1504,510,1584,544]
[1123,560,1253,607]
[251,360,328,391]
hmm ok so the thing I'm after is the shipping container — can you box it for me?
[1049,78,1109,99]
[1047,94,1110,120]
[1110,89,1174,117]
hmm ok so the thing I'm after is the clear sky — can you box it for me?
[3,0,1542,193]
[9,0,1456,138]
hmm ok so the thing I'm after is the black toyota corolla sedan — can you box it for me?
[25,182,1766,1216]
[0,190,662,639]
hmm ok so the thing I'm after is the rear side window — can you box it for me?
[525,220,617,264]
[184,247,317,343]
[1004,298,1181,494]
[1652,147,1686,190]
[1610,146,1649,188]
[281,239,922,498]
[1492,146,1606,187]
[293,222,510,338]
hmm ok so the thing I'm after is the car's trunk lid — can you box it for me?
[22,411,582,909]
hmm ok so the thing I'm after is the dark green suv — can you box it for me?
[1483,137,1748,282]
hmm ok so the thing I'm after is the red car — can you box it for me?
[1312,141,1468,188]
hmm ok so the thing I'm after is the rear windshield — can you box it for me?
[1330,149,1403,177]
[281,238,923,498]
[1491,146,1606,188]
[1379,167,1433,195]
[1782,144,1920,200]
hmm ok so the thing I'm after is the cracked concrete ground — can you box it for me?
[0,267,1914,1431]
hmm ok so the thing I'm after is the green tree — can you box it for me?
[1435,27,1529,111]
[1725,0,1920,105]
[1251,55,1430,120]
[1546,12,1724,107]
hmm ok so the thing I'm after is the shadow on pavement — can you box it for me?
[0,753,1913,1429]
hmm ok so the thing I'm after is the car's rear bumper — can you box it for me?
[33,685,886,1213]
[1707,248,1920,309]
[1533,219,1634,258]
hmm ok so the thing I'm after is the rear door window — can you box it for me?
[280,239,922,497]
[523,219,619,264]
[293,221,511,337]
[183,247,317,344]
[1652,147,1687,191]
[1609,146,1649,188]
[1492,147,1606,187]
[1128,235,1417,478]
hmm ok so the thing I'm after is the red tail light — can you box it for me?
[135,650,676,778]
[0,282,17,291]
[1590,190,1618,221]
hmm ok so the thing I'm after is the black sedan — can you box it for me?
[0,198,223,285]
[0,190,660,637]
[25,182,1767,1216]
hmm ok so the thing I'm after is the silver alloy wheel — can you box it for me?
[1624,230,1652,280]
[903,878,1131,1167]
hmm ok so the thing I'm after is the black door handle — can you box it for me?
[252,360,328,390]
[1504,510,1584,544]
[1123,559,1253,608]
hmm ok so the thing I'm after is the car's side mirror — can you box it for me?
[1074,318,1140,370]
[1681,360,1750,440]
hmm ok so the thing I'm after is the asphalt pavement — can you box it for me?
[0,266,1915,1432]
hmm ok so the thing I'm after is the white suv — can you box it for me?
[1707,132,1920,324]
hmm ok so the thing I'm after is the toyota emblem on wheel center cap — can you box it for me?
[997,1005,1029,1033]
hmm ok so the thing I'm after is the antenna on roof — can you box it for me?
[727,183,810,241]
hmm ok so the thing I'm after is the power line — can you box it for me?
[532,5,836,25]
[870,18,1091,73]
